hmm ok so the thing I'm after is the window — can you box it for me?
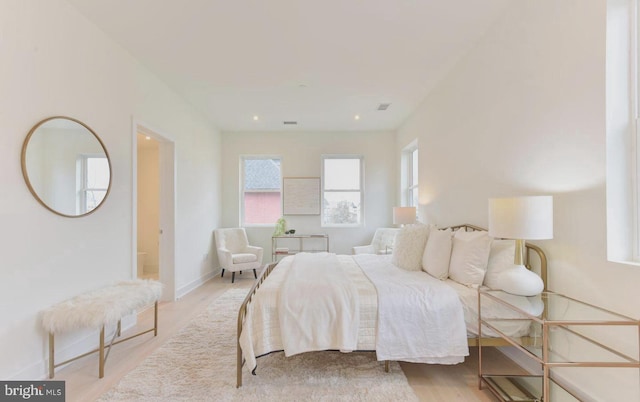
[400,140,419,211]
[78,155,110,214]
[635,0,640,261]
[241,156,282,226]
[606,0,638,262]
[322,156,363,226]
[404,145,418,207]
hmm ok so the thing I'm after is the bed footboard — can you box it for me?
[237,261,277,388]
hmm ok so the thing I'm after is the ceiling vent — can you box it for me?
[283,121,298,125]
[377,103,391,111]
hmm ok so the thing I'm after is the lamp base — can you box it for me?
[496,264,544,296]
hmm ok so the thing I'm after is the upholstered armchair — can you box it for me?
[214,228,264,283]
[352,228,400,255]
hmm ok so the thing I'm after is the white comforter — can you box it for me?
[279,252,359,356]
[354,254,469,364]
[239,253,469,372]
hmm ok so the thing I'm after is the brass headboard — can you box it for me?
[447,224,548,291]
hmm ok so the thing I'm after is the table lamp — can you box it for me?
[393,206,416,227]
[488,196,553,265]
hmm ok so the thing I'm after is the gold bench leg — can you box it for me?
[99,326,105,378]
[384,360,390,373]
[154,301,158,336]
[49,333,55,379]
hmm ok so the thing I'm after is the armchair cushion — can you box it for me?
[352,245,376,255]
[232,253,258,264]
[352,228,400,255]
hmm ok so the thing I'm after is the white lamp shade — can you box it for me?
[488,196,553,240]
[393,207,416,225]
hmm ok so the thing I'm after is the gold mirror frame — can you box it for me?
[21,116,112,218]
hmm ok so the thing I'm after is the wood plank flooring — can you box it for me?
[54,273,521,401]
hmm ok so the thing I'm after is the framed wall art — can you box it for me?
[283,177,320,215]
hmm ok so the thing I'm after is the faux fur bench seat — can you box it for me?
[42,279,162,378]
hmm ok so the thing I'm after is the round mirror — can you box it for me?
[21,116,112,217]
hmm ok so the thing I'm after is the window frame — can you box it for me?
[605,0,640,263]
[402,141,419,208]
[634,0,640,261]
[77,154,109,214]
[239,155,283,228]
[321,154,364,228]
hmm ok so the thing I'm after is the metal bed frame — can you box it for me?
[236,224,548,387]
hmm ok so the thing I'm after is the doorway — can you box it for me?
[133,122,176,302]
[137,134,160,280]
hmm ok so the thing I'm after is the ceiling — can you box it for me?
[67,0,510,132]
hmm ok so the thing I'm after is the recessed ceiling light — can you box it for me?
[145,136,151,140]
[354,115,360,120]
[253,115,259,121]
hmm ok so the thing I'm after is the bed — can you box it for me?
[236,224,547,387]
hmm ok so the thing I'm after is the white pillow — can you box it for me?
[421,227,452,279]
[497,265,544,296]
[448,230,492,286]
[484,240,516,289]
[392,224,430,271]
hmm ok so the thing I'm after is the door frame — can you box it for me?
[132,119,176,302]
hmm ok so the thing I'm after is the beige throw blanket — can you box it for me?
[278,252,360,356]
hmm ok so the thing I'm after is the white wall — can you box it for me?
[0,0,222,379]
[221,131,397,260]
[397,0,639,399]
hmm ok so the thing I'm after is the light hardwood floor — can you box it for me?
[54,272,522,401]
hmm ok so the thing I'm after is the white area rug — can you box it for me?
[99,288,418,401]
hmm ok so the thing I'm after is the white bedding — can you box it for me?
[353,254,468,364]
[238,254,541,372]
[279,252,359,356]
[444,279,542,337]
[239,254,378,371]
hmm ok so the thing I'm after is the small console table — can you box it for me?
[272,234,329,261]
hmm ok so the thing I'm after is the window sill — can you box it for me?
[607,259,640,268]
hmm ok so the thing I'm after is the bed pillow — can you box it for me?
[484,239,544,296]
[448,230,492,286]
[484,240,516,290]
[421,227,452,279]
[392,223,430,271]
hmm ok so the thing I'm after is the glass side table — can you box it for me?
[478,290,640,401]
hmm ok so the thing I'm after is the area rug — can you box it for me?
[99,288,418,401]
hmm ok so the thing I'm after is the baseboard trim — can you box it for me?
[175,269,218,299]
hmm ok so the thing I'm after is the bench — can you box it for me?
[41,279,162,378]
